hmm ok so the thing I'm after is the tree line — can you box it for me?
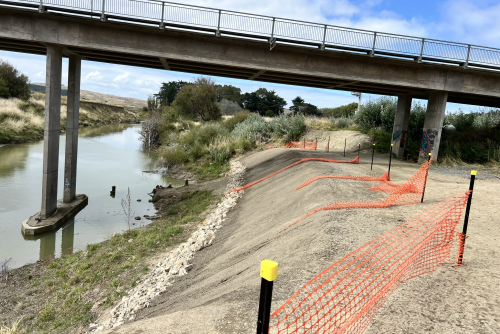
[152,78,358,121]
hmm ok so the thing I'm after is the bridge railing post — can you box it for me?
[370,32,377,56]
[418,38,425,62]
[216,9,221,37]
[464,44,471,68]
[320,25,327,50]
[39,0,43,13]
[160,1,165,29]
[101,0,106,21]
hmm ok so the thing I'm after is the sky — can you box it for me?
[3,0,500,111]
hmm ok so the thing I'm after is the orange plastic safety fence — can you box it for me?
[286,159,432,229]
[456,232,467,265]
[325,142,329,153]
[269,191,470,334]
[281,141,318,150]
[226,156,360,195]
[295,172,390,190]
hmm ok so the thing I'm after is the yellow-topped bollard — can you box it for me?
[260,260,278,282]
[471,170,477,176]
[257,260,279,334]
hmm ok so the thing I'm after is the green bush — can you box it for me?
[222,110,251,131]
[232,115,270,141]
[162,147,189,165]
[321,102,358,118]
[369,129,392,153]
[0,59,31,100]
[269,114,306,142]
[355,97,396,132]
[330,116,354,129]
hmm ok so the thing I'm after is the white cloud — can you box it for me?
[84,70,103,82]
[113,72,130,83]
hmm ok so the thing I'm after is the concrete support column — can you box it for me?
[392,95,412,158]
[41,45,63,219]
[63,56,81,203]
[420,91,448,161]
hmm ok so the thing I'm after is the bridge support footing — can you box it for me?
[392,94,412,158]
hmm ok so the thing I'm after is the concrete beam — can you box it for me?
[41,44,62,219]
[63,56,81,203]
[248,70,266,80]
[420,91,448,161]
[392,95,412,158]
[159,57,170,70]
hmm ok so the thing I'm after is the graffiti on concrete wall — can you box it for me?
[421,129,438,155]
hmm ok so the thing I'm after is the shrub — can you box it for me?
[222,110,251,131]
[218,99,241,115]
[162,147,189,165]
[232,115,269,141]
[445,111,475,132]
[173,77,221,121]
[194,123,229,145]
[269,113,306,142]
[369,129,392,153]
[355,97,396,132]
[0,60,30,100]
[321,102,358,118]
[331,116,354,129]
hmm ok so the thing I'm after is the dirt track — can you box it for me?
[103,147,500,334]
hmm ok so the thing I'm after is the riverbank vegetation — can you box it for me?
[0,189,215,333]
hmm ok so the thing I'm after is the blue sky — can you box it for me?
[3,0,500,111]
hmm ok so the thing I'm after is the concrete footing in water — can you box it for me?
[22,194,88,236]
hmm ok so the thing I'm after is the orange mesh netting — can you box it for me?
[282,141,318,150]
[270,191,470,334]
[286,159,432,229]
[295,172,390,190]
[226,157,359,195]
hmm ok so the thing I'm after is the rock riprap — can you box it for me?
[91,159,245,331]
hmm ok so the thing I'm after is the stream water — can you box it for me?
[0,123,184,269]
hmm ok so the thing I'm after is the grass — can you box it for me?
[0,93,144,144]
[8,190,214,333]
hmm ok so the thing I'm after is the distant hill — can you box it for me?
[29,83,147,108]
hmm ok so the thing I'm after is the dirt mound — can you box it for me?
[103,149,500,334]
[300,129,373,152]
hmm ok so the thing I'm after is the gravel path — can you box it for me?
[430,165,499,179]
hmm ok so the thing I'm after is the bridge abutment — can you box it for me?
[392,95,412,158]
[420,92,448,161]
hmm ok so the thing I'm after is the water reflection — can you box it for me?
[0,143,31,178]
[78,123,137,138]
[22,218,75,262]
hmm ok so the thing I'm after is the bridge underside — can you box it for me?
[1,34,500,108]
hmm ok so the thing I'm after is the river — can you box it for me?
[0,123,183,269]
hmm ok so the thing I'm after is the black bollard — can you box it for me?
[371,143,375,170]
[344,138,346,157]
[256,260,278,334]
[421,153,432,203]
[110,186,116,198]
[388,144,393,178]
[458,170,477,265]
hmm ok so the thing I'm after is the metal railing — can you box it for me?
[4,0,500,70]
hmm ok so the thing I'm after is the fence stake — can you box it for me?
[344,138,346,157]
[316,137,318,150]
[304,138,306,149]
[327,136,330,153]
[420,153,432,203]
[371,143,375,170]
[257,260,278,334]
[458,170,476,265]
[358,143,360,158]
[388,144,393,178]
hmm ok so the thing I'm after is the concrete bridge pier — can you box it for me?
[392,95,412,158]
[420,92,448,161]
[22,47,88,236]
[63,56,81,203]
[41,44,63,219]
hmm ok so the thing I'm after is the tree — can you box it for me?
[173,77,221,121]
[155,80,188,106]
[218,99,242,115]
[321,102,358,118]
[290,96,319,116]
[215,84,243,106]
[0,60,30,100]
[242,88,286,116]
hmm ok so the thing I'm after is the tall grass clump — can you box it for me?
[268,113,306,142]
[231,114,269,141]
[329,116,355,129]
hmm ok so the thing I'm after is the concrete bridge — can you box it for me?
[1,0,500,222]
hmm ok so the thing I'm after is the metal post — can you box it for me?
[256,260,278,334]
[358,143,360,158]
[464,44,471,67]
[457,171,476,265]
[90,0,93,15]
[303,138,305,149]
[420,153,432,203]
[418,38,425,62]
[370,32,377,56]
[271,17,275,39]
[388,144,393,178]
[321,25,327,50]
[344,138,346,157]
[315,137,318,150]
[101,0,106,21]
[371,143,375,170]
[327,136,330,153]
[160,2,165,29]
[39,0,43,13]
[216,10,221,37]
